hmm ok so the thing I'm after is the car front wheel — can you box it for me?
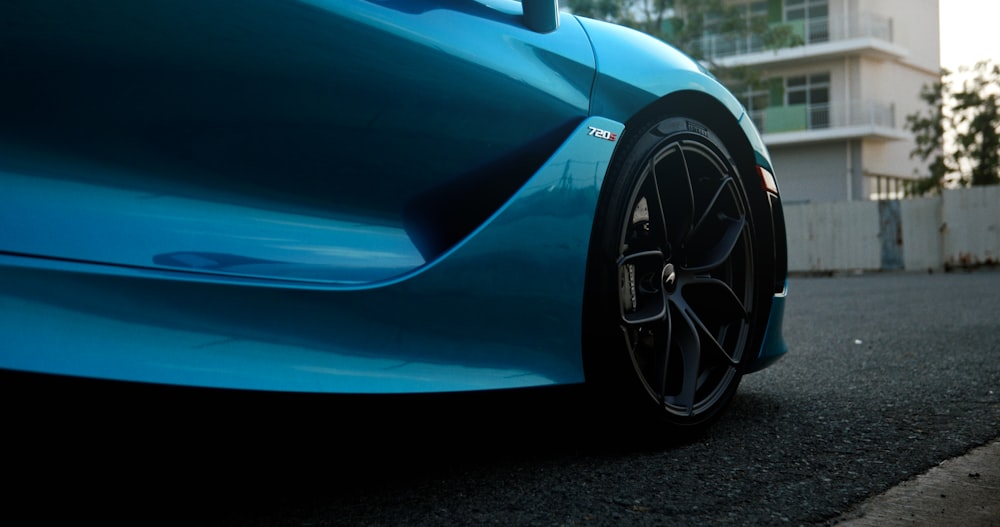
[585,114,772,433]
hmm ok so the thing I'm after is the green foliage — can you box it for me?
[564,0,671,38]
[952,61,1000,187]
[564,0,630,21]
[905,73,952,195]
[906,61,1000,194]
[565,0,803,90]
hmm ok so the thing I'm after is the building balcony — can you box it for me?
[750,100,910,146]
[697,12,908,68]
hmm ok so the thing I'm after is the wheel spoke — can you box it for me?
[689,306,739,366]
[653,306,673,398]
[667,300,700,415]
[682,276,747,327]
[646,159,672,252]
[689,215,744,272]
[647,316,673,400]
[683,180,746,271]
[687,177,736,242]
[652,144,695,249]
[622,319,673,399]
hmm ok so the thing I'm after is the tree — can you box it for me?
[906,60,1000,193]
[564,0,676,40]
[952,61,1000,187]
[565,0,802,96]
[564,1,802,62]
[904,71,953,195]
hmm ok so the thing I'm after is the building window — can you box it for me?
[704,0,769,33]
[786,73,830,129]
[701,1,769,57]
[785,0,829,43]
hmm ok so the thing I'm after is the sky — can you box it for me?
[938,0,1000,70]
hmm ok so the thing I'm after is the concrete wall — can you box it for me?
[785,185,1000,272]
[786,200,881,271]
[900,196,941,271]
[941,186,1000,268]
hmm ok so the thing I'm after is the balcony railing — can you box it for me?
[694,12,893,61]
[749,100,895,135]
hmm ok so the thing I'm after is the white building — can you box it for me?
[688,0,941,203]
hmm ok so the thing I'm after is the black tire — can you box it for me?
[584,113,773,434]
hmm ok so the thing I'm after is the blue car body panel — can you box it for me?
[0,116,622,392]
[0,0,786,392]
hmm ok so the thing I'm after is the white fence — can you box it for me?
[785,185,1000,273]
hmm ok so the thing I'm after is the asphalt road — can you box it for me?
[8,270,1000,525]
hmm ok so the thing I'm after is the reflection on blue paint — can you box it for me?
[0,172,425,284]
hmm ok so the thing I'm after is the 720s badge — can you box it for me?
[587,126,617,141]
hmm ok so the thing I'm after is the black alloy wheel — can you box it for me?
[586,115,769,432]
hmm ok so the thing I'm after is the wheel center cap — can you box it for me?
[662,263,677,294]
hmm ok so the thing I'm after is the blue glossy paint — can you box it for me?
[0,118,623,392]
[0,0,787,394]
[2,0,595,271]
[1,171,424,284]
[578,17,745,127]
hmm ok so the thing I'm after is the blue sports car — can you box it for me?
[0,0,787,431]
